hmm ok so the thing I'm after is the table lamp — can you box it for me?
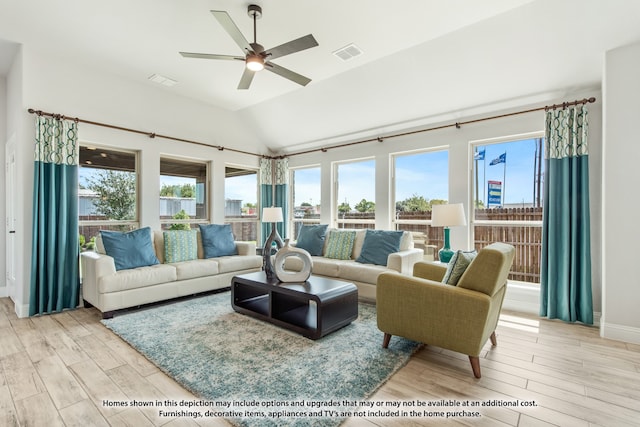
[431,203,467,263]
[262,207,284,279]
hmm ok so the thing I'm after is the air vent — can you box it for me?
[148,73,178,87]
[332,43,363,61]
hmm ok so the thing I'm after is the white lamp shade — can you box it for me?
[431,203,467,227]
[262,207,283,223]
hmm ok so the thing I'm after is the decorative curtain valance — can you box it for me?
[30,115,81,316]
[260,158,289,244]
[540,105,593,324]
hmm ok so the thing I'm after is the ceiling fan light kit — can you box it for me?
[179,4,318,90]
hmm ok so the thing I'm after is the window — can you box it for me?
[78,146,138,251]
[290,166,321,238]
[392,149,449,256]
[472,135,544,283]
[160,157,208,230]
[225,166,258,242]
[334,159,375,229]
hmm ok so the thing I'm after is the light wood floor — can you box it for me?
[1,297,639,427]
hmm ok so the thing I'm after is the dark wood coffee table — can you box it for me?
[231,271,358,340]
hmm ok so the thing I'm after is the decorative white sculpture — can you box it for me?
[274,239,313,283]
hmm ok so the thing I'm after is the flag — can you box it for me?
[474,149,485,161]
[490,152,506,166]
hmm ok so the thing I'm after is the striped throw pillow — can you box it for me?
[163,230,198,263]
[324,230,356,260]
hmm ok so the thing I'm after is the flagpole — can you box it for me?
[502,151,506,207]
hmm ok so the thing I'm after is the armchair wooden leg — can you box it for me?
[382,333,392,348]
[490,331,497,346]
[469,356,482,378]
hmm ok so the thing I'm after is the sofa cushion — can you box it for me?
[163,230,198,263]
[100,227,159,271]
[356,229,404,266]
[199,224,238,258]
[216,255,263,274]
[310,257,341,277]
[295,224,328,256]
[338,260,388,285]
[351,229,368,260]
[324,230,356,260]
[173,259,219,281]
[98,264,177,293]
[442,250,478,286]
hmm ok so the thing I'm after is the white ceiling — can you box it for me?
[2,0,640,153]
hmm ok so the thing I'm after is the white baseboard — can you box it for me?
[601,320,640,345]
[15,302,29,318]
[503,282,539,316]
[0,286,7,298]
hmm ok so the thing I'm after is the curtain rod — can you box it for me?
[28,96,595,160]
[278,96,597,158]
[27,108,265,158]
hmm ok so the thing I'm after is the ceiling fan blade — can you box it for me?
[237,68,255,90]
[265,34,319,61]
[265,62,311,86]
[210,10,252,53]
[179,52,244,61]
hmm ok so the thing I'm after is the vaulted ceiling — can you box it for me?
[2,0,640,154]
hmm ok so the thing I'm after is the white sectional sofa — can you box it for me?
[286,228,424,301]
[80,230,262,318]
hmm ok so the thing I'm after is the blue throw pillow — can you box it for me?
[356,229,404,266]
[296,224,328,256]
[199,224,238,258]
[100,227,159,271]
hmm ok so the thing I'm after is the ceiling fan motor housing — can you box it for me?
[248,4,262,19]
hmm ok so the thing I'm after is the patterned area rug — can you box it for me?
[102,291,419,427]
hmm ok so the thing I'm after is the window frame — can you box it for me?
[159,156,210,229]
[332,157,376,229]
[469,131,545,285]
[289,165,322,238]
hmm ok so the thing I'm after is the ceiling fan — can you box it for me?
[180,4,319,90]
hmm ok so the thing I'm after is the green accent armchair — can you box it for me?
[376,242,515,378]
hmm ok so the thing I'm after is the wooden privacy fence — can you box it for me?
[397,207,543,283]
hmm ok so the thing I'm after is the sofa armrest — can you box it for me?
[235,241,257,256]
[80,251,117,306]
[413,261,448,281]
[386,248,424,274]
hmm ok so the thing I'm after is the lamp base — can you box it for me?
[263,223,284,280]
[438,226,454,263]
[438,247,455,263]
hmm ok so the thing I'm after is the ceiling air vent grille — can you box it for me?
[333,43,363,61]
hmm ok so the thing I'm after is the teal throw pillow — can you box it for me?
[296,224,328,256]
[442,250,478,285]
[163,230,198,263]
[100,227,159,271]
[356,229,404,266]
[199,224,237,258]
[324,230,356,260]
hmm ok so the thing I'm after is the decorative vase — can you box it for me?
[274,239,313,283]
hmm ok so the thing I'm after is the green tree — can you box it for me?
[300,202,312,207]
[87,170,136,220]
[397,194,430,212]
[169,209,191,230]
[180,184,195,198]
[338,202,351,214]
[430,199,447,207]
[160,184,178,197]
[355,199,375,213]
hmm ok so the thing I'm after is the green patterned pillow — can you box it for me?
[324,230,357,260]
[442,250,477,285]
[163,230,198,263]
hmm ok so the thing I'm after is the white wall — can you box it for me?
[602,42,640,344]
[288,90,604,318]
[7,46,263,317]
[0,74,6,297]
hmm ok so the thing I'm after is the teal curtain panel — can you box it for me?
[260,158,289,244]
[540,106,593,324]
[29,115,81,316]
